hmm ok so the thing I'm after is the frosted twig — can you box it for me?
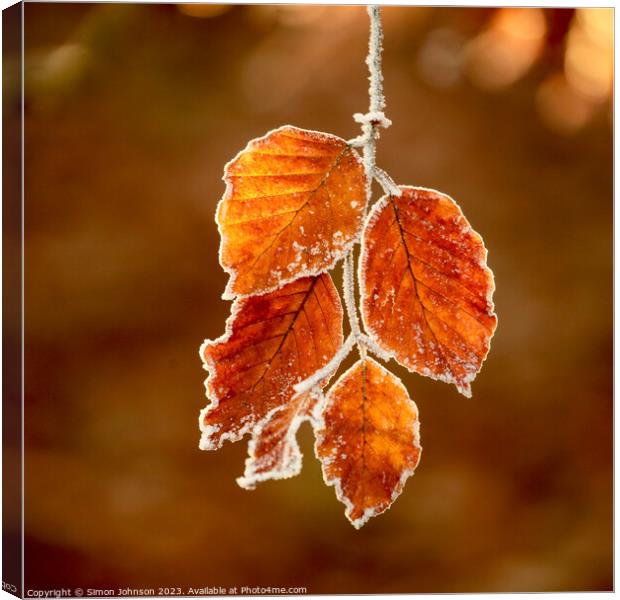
[360,5,389,214]
[354,111,391,129]
[298,6,390,394]
[342,6,388,363]
[360,334,392,362]
[347,134,366,148]
[293,334,355,398]
[348,7,390,182]
[374,166,401,197]
[341,4,388,362]
[343,252,367,360]
[367,5,385,115]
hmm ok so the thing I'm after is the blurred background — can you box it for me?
[11,3,613,593]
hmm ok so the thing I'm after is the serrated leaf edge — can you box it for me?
[358,185,498,398]
[313,357,422,529]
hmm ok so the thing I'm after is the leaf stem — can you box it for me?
[374,166,401,197]
[343,251,367,360]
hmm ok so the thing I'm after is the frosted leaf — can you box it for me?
[217,125,366,299]
[199,273,343,453]
[237,391,318,489]
[359,186,497,397]
[314,357,422,528]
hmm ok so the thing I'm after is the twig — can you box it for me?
[342,5,389,362]
[360,334,392,362]
[342,5,389,359]
[374,166,401,197]
[302,6,390,391]
[354,5,390,176]
[367,5,385,115]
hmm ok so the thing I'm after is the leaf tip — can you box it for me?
[198,425,220,451]
[236,476,256,491]
[348,508,375,530]
[198,406,225,451]
[221,280,237,301]
[458,383,473,398]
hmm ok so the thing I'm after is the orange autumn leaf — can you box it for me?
[217,125,366,299]
[199,274,343,471]
[315,357,422,529]
[360,186,497,397]
[237,390,319,489]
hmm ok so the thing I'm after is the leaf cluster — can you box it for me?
[199,125,497,528]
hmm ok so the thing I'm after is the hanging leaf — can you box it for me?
[237,390,320,489]
[217,125,366,299]
[360,186,497,397]
[199,274,343,465]
[315,357,421,529]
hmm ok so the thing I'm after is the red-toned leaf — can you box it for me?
[360,186,497,397]
[315,357,421,529]
[217,125,366,299]
[199,274,343,472]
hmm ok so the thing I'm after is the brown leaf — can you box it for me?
[217,125,366,299]
[199,274,343,467]
[360,186,497,397]
[315,357,421,529]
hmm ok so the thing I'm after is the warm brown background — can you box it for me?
[15,4,612,593]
